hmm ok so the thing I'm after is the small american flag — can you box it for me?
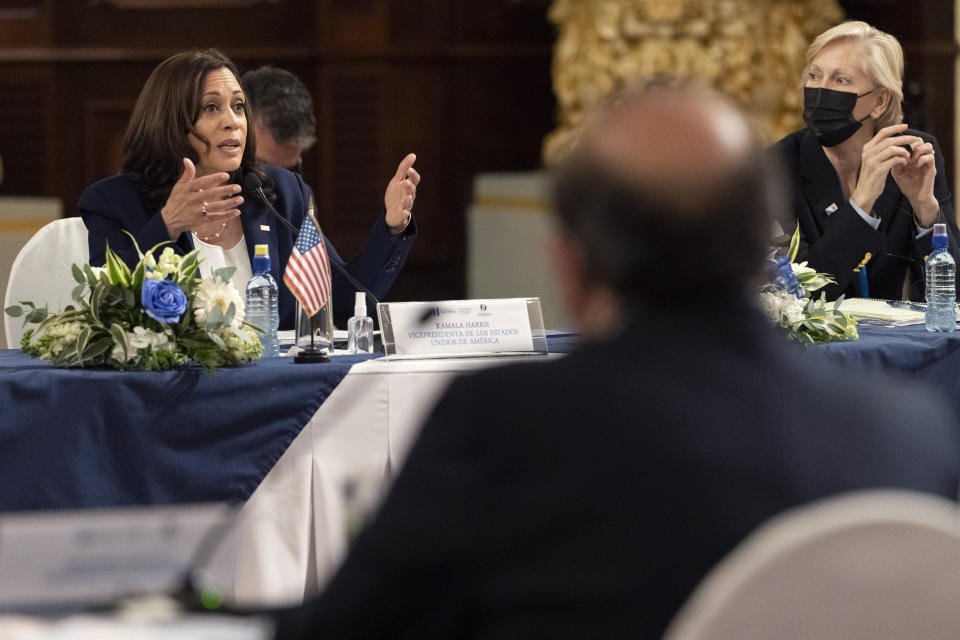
[283,197,333,317]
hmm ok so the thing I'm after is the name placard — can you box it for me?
[378,298,547,359]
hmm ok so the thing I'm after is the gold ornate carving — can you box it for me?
[544,0,844,164]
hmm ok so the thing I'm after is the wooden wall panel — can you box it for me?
[840,0,957,191]
[0,83,47,194]
[54,0,317,51]
[0,0,52,47]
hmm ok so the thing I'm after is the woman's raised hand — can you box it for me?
[160,158,243,239]
[383,153,420,234]
[891,133,939,227]
[852,124,919,216]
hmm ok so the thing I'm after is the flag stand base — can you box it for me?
[294,348,330,364]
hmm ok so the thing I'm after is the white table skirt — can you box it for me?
[209,354,560,607]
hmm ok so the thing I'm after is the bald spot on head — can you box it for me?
[575,89,756,217]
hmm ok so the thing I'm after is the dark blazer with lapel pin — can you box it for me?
[79,164,416,329]
[771,127,960,301]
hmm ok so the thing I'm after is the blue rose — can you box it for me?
[772,256,803,299]
[141,278,188,324]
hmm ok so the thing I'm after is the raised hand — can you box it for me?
[159,158,244,239]
[384,153,420,233]
[892,135,939,227]
[851,124,918,216]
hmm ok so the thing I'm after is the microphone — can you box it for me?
[244,173,380,312]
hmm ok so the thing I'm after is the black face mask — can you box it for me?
[802,87,873,147]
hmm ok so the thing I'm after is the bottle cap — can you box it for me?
[254,244,269,257]
[932,223,949,249]
[354,291,366,318]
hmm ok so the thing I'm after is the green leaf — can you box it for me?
[82,336,113,360]
[144,239,174,261]
[105,247,131,288]
[787,225,800,262]
[213,266,237,283]
[131,259,146,294]
[83,264,98,284]
[72,283,86,302]
[75,326,91,359]
[122,287,136,309]
[89,284,104,325]
[223,302,236,327]
[4,305,22,318]
[122,230,153,262]
[242,319,264,334]
[207,330,226,349]
[25,307,48,324]
[179,252,200,285]
[72,264,85,284]
[206,305,224,329]
[109,323,128,362]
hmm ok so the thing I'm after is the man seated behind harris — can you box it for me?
[80,49,419,329]
[273,86,960,638]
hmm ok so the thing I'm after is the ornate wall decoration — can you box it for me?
[544,0,844,163]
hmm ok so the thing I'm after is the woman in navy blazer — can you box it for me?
[771,21,960,301]
[80,48,418,329]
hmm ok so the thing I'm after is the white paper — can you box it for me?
[0,504,229,609]
[386,299,535,357]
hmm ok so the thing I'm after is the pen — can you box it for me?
[886,301,927,313]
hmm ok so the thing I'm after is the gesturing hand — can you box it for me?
[384,153,420,234]
[851,124,918,216]
[892,135,939,227]
[160,158,244,239]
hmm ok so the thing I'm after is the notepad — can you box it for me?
[838,297,926,326]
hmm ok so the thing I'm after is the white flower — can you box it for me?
[757,290,806,326]
[780,295,806,324]
[157,247,181,273]
[38,321,86,358]
[193,277,245,327]
[110,325,175,363]
[144,247,182,281]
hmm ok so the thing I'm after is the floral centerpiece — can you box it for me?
[4,237,262,370]
[757,226,858,345]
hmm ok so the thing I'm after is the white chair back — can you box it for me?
[4,217,89,349]
[664,490,960,640]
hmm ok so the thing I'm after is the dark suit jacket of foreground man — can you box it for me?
[275,300,960,639]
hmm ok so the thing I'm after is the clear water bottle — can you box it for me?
[347,291,374,354]
[925,223,956,332]
[246,244,280,356]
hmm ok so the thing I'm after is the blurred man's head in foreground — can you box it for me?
[550,84,785,336]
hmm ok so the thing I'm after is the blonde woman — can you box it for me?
[771,20,959,301]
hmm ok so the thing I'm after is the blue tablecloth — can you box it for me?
[0,333,580,514]
[808,324,960,422]
[0,351,374,512]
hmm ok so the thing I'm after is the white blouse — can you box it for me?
[192,233,253,296]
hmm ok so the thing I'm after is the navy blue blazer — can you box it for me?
[771,128,960,301]
[274,303,960,639]
[79,165,416,329]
